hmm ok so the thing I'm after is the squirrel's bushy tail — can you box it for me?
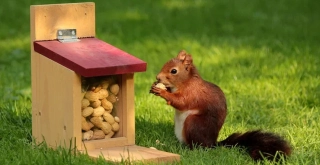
[217,130,292,161]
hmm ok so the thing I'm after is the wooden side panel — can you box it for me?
[122,74,135,145]
[32,54,82,148]
[30,2,95,41]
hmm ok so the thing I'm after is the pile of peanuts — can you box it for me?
[81,77,120,141]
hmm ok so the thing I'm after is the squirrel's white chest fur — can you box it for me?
[174,110,198,143]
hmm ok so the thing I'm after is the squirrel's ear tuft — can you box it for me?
[177,50,187,61]
[183,54,193,66]
[176,50,193,68]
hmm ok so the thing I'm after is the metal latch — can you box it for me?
[57,29,80,43]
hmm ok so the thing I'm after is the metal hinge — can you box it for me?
[57,29,80,43]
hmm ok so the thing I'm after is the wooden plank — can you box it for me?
[121,74,135,145]
[32,53,82,149]
[34,38,147,77]
[85,145,180,163]
[31,2,95,41]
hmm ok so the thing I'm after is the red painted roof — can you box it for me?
[34,38,147,77]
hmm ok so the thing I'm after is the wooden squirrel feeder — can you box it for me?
[30,2,180,163]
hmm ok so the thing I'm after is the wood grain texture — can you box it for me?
[30,2,95,41]
[32,55,82,149]
[120,74,135,145]
[34,38,147,77]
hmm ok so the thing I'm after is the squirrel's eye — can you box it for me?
[170,69,177,74]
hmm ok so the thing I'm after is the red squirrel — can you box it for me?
[150,50,291,161]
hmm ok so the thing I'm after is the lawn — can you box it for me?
[0,0,319,164]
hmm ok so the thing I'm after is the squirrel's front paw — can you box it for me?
[150,86,161,95]
[149,82,157,94]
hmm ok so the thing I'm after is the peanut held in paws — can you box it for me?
[155,83,166,90]
[150,82,166,95]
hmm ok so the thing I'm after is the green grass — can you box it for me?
[0,0,319,164]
